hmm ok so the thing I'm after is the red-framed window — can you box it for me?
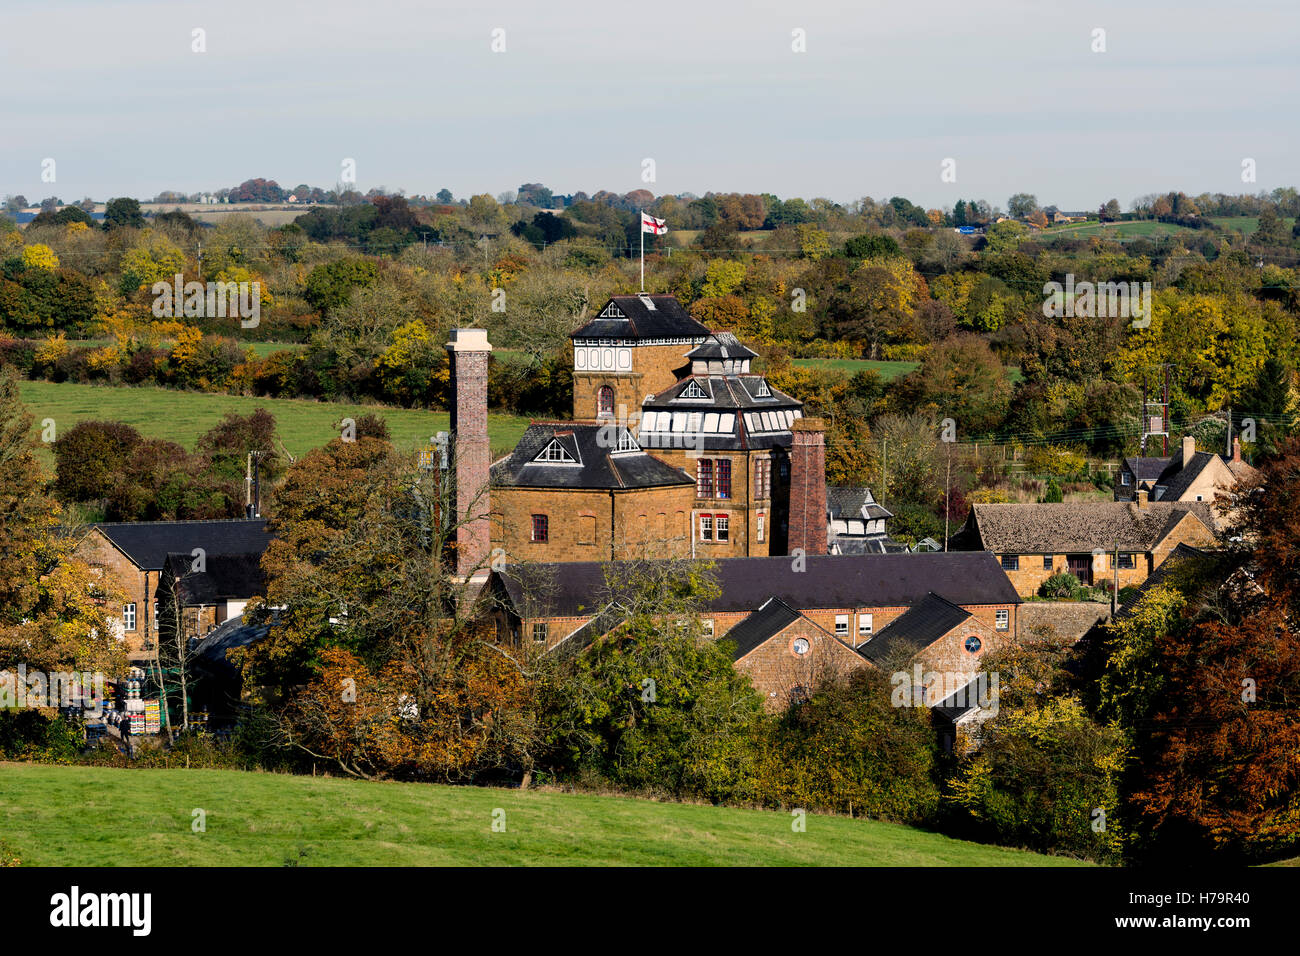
[597,386,615,417]
[715,458,731,498]
[696,459,713,498]
[531,514,549,542]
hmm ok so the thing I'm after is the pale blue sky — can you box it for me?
[2,0,1296,210]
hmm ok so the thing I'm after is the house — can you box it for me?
[1115,436,1256,521]
[949,500,1218,597]
[483,551,1021,654]
[75,519,272,660]
[727,597,867,710]
[155,551,267,645]
[490,421,696,562]
[443,295,831,574]
[636,328,811,557]
[826,485,903,554]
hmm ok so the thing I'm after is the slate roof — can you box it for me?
[638,376,803,452]
[856,592,972,665]
[493,552,1020,621]
[932,674,996,724]
[162,552,266,605]
[685,332,758,361]
[491,422,693,490]
[829,536,909,555]
[1124,456,1171,483]
[646,374,801,411]
[725,596,805,660]
[827,486,893,520]
[94,519,271,571]
[571,295,711,340]
[1123,449,1255,502]
[960,502,1215,554]
[191,613,275,680]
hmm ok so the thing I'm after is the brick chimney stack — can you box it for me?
[1232,435,1242,463]
[787,417,828,556]
[1181,434,1196,470]
[447,328,492,578]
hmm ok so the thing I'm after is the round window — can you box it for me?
[964,635,982,654]
[791,637,810,656]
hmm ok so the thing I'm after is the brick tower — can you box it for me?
[787,417,827,556]
[447,328,492,578]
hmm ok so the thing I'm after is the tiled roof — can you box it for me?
[491,422,693,490]
[493,552,1021,621]
[94,519,271,571]
[963,502,1215,554]
[571,295,711,340]
[856,592,972,665]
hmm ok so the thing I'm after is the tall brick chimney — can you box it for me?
[447,328,491,578]
[1231,435,1242,463]
[787,417,828,556]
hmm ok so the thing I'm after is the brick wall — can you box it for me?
[733,619,867,711]
[75,530,154,660]
[573,343,694,422]
[492,484,696,564]
[787,418,827,556]
[652,447,778,558]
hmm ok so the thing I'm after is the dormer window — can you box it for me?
[681,380,709,400]
[535,439,577,463]
[754,378,771,398]
[615,429,639,453]
[599,302,625,318]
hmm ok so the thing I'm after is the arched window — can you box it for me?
[597,386,615,417]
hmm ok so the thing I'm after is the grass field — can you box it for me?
[0,763,1082,867]
[791,357,918,380]
[18,380,531,462]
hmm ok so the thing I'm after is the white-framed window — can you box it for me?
[716,514,729,542]
[756,512,765,542]
[123,603,137,632]
[703,619,714,637]
[699,514,713,541]
[536,439,576,463]
[995,609,1009,631]
[858,613,873,637]
[835,614,849,636]
[791,637,810,656]
[1042,554,1053,570]
[1121,472,1131,486]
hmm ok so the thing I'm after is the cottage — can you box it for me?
[949,500,1218,597]
[484,551,1020,654]
[75,519,272,660]
[1116,435,1256,522]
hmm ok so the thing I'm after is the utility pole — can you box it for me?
[1112,540,1119,618]
[880,438,888,508]
[943,444,952,552]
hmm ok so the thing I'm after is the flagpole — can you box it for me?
[639,208,645,292]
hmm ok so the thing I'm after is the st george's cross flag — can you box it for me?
[641,213,667,235]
